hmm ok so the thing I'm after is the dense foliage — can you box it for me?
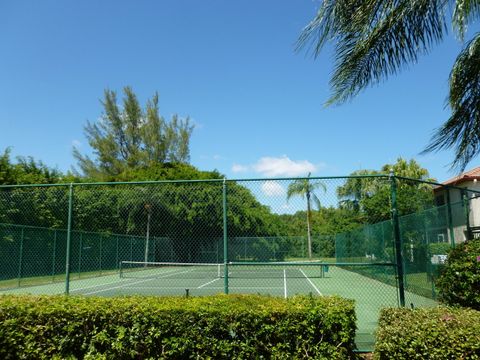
[374,307,480,359]
[279,207,363,258]
[0,148,72,185]
[337,158,435,223]
[74,87,194,180]
[0,149,440,264]
[436,238,480,310]
[0,294,357,359]
[0,153,441,266]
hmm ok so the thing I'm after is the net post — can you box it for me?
[65,183,74,295]
[446,188,455,247]
[223,178,229,294]
[390,172,405,307]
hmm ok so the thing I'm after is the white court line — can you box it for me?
[300,269,323,295]
[83,268,195,295]
[70,268,183,293]
[283,269,287,298]
[197,277,221,289]
[70,279,134,293]
[202,286,284,290]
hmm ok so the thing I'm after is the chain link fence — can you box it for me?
[1,175,478,349]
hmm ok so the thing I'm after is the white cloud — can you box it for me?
[261,181,286,197]
[232,163,249,173]
[253,156,317,177]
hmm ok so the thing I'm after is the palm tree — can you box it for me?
[297,0,480,171]
[287,173,326,258]
[422,36,480,171]
[337,169,380,212]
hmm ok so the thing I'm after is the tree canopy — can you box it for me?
[0,148,69,185]
[74,87,194,180]
[337,158,435,222]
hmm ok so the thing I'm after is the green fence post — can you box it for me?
[243,238,247,260]
[223,178,229,294]
[446,188,455,248]
[99,234,103,275]
[17,227,24,288]
[463,191,471,239]
[130,236,133,262]
[52,229,57,282]
[78,232,83,279]
[65,183,74,295]
[116,235,119,270]
[390,172,405,307]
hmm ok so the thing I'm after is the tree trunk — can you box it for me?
[306,192,312,259]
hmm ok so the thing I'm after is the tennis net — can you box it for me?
[119,261,327,279]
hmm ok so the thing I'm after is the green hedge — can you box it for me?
[0,294,357,359]
[374,307,480,359]
[436,238,480,310]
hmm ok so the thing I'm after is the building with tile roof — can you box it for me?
[434,167,480,244]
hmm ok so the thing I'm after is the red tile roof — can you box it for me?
[441,166,480,186]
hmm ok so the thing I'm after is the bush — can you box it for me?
[436,238,480,309]
[0,294,357,359]
[374,307,480,359]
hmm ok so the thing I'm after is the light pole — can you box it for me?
[144,203,152,264]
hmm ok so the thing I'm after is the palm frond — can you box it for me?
[311,180,327,193]
[452,0,480,40]
[311,193,322,210]
[287,180,308,200]
[328,0,447,104]
[423,33,480,171]
[298,0,448,105]
[286,175,326,203]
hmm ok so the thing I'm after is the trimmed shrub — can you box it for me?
[436,238,480,309]
[0,294,357,359]
[374,307,480,359]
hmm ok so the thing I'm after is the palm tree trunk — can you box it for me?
[306,192,312,259]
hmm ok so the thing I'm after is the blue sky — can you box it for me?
[0,0,475,183]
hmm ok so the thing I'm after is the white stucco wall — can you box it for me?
[435,180,480,244]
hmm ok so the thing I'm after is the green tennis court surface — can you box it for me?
[1,263,437,350]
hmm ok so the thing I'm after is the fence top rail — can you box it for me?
[394,175,480,195]
[0,174,392,189]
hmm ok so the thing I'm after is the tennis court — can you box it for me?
[2,261,437,350]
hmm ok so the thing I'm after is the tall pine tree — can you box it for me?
[74,87,194,180]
